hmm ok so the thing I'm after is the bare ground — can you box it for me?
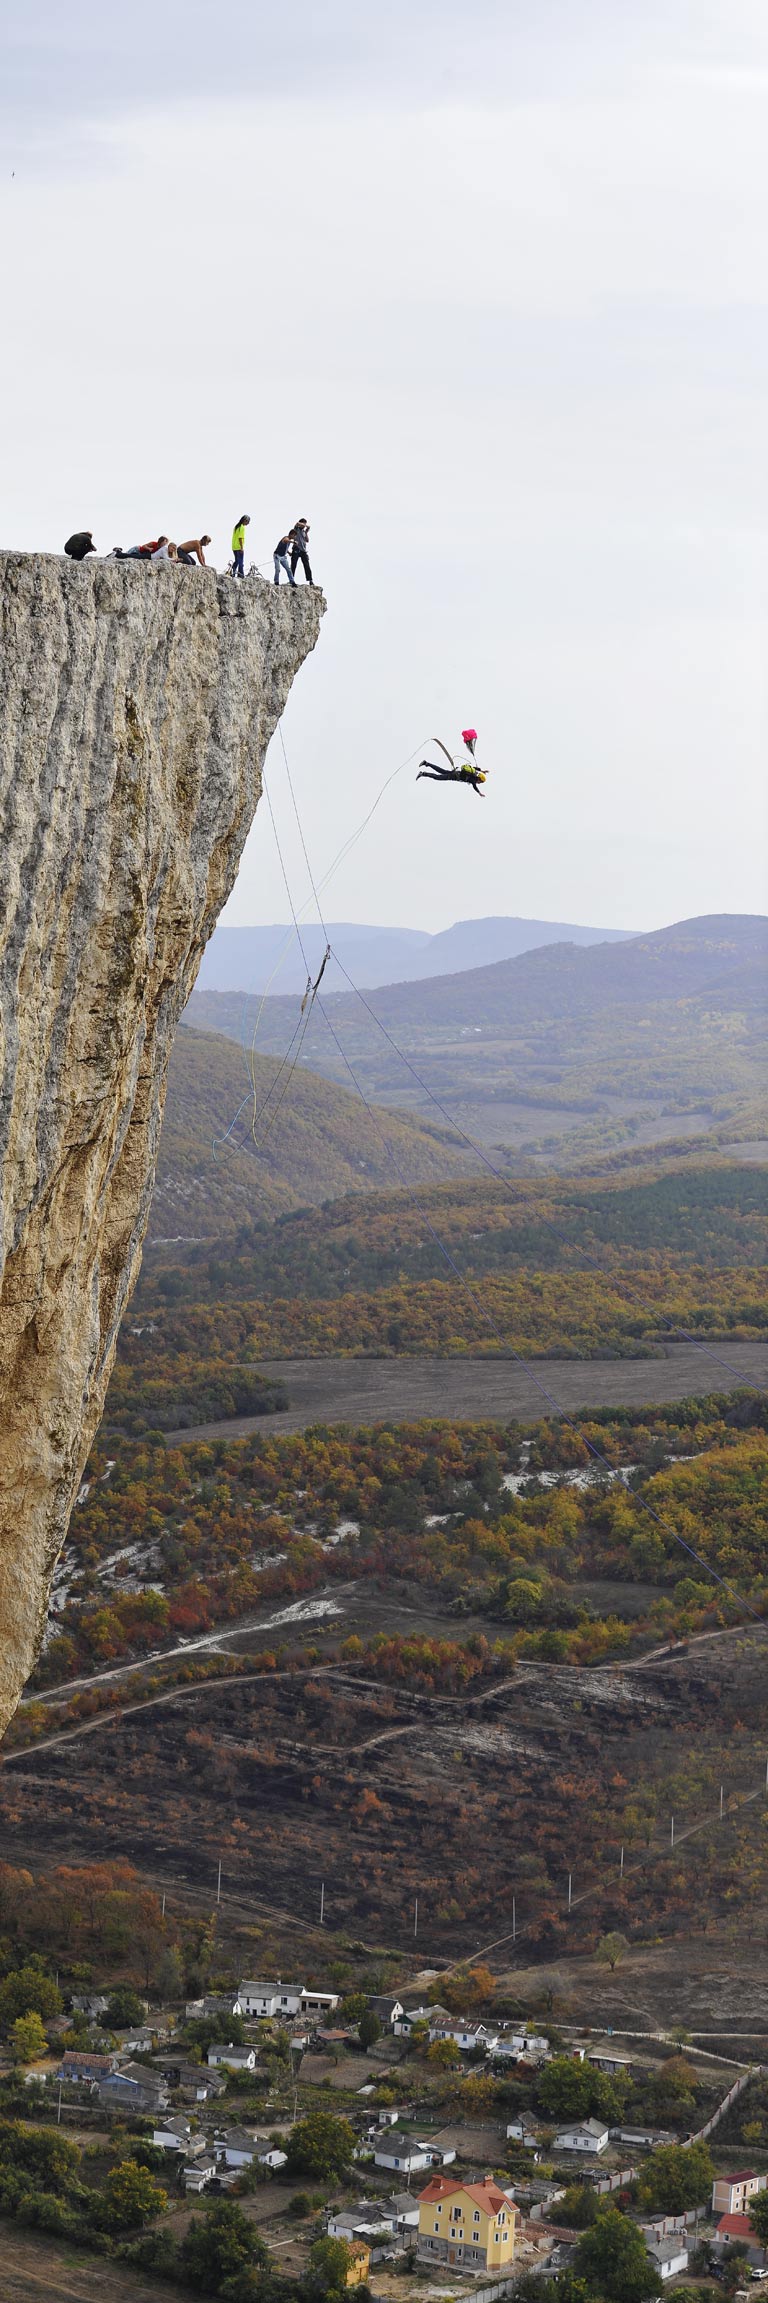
[161,1341,768,1445]
[0,2228,198,2303]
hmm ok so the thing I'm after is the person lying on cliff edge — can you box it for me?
[151,539,178,561]
[177,535,212,566]
[290,518,313,583]
[231,514,250,577]
[112,537,168,558]
[64,530,96,560]
[274,530,297,585]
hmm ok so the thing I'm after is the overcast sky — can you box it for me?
[3,0,768,939]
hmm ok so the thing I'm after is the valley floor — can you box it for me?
[161,1339,768,1443]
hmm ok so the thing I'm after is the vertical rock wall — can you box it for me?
[0,553,324,1729]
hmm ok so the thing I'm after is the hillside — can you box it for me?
[185,914,768,1171]
[196,911,633,995]
[148,1026,481,1243]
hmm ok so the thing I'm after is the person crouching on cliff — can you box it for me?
[232,514,250,577]
[64,530,96,560]
[290,519,313,583]
[274,530,297,585]
[177,535,212,566]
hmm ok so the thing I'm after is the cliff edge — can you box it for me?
[0,553,324,1730]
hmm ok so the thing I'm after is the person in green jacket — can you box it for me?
[231,514,250,578]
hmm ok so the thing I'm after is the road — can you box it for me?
[161,1341,768,1445]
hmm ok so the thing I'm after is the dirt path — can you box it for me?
[160,1341,768,1445]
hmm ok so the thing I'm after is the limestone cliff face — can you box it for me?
[0,553,324,1730]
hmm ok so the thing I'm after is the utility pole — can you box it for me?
[414,1897,418,1939]
[512,1898,516,1947]
[57,2080,63,2127]
[216,1860,222,1907]
[162,1891,166,1919]
[320,1881,325,1926]
[567,1872,572,1912]
[670,1816,675,1849]
[620,1846,624,1878]
[720,1785,724,1821]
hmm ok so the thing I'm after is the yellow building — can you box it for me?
[417,2175,517,2273]
[344,2242,371,2286]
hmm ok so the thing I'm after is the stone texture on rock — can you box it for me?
[0,552,324,1730]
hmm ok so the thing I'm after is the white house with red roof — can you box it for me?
[417,2174,517,2272]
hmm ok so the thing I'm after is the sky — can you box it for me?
[3,1,768,938]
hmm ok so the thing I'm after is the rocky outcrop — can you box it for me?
[0,553,324,1729]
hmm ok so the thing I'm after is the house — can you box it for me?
[368,1996,404,2030]
[393,2003,448,2037]
[429,2018,499,2055]
[155,2058,225,2101]
[417,2175,517,2274]
[237,1979,306,2019]
[207,2043,257,2071]
[69,1993,110,2021]
[342,2243,371,2287]
[153,2115,195,2153]
[99,2063,169,2114]
[57,2049,114,2085]
[713,2175,768,2218]
[614,2128,675,2150]
[647,2239,689,2284]
[327,2207,398,2261]
[184,2153,218,2194]
[301,1989,341,2017]
[494,2027,550,2064]
[386,2192,420,2237]
[214,2128,260,2170]
[554,2119,610,2156]
[260,2147,287,2170]
[714,2215,768,2269]
[507,2117,540,2150]
[373,2132,441,2176]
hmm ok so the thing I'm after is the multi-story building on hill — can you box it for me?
[417,2175,517,2273]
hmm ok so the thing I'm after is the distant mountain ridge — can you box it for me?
[197,912,634,995]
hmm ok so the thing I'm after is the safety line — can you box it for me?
[261,738,761,1623]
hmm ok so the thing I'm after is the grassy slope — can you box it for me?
[148,1027,481,1241]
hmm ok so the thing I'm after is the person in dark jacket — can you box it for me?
[290,518,313,583]
[64,531,96,560]
[274,531,297,585]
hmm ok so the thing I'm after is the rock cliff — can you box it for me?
[0,553,324,1731]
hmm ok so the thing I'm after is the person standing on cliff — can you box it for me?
[231,514,250,578]
[290,518,313,584]
[274,530,297,585]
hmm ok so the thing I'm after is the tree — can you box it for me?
[180,2198,266,2292]
[308,2236,355,2295]
[10,2011,47,2065]
[358,2010,381,2051]
[100,2158,168,2230]
[0,1968,62,2028]
[100,1986,146,2030]
[427,2038,462,2070]
[155,1944,184,2002]
[596,1932,629,1972]
[574,2208,662,2302]
[537,2056,617,2125]
[641,2141,713,2214]
[286,2111,355,2179]
[745,2192,768,2246]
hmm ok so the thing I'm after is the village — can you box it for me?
[13,1956,768,2301]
